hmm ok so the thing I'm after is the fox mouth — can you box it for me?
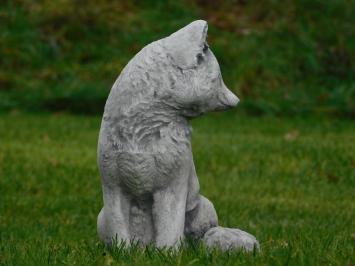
[214,102,235,111]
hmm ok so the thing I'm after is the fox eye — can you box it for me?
[196,53,204,64]
[197,43,209,65]
[203,43,209,53]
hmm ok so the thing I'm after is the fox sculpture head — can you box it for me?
[160,20,239,116]
[106,20,239,119]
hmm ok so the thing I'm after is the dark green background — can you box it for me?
[1,0,354,116]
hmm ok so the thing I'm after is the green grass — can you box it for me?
[0,111,354,265]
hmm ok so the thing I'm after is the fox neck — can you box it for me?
[110,100,191,149]
[127,100,190,131]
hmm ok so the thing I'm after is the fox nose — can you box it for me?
[218,83,239,109]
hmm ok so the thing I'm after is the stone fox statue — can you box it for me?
[97,20,259,250]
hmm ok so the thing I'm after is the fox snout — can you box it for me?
[216,83,239,110]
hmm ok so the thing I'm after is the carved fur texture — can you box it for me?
[97,20,258,250]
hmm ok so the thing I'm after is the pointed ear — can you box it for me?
[162,20,208,69]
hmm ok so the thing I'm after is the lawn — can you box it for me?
[0,111,354,265]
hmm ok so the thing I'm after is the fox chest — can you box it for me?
[115,125,192,196]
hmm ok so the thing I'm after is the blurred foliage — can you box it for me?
[0,0,354,116]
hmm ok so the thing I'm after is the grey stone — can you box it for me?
[185,195,218,239]
[97,20,258,251]
[203,227,260,252]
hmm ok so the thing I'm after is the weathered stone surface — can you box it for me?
[203,227,260,252]
[97,20,258,251]
[185,195,218,239]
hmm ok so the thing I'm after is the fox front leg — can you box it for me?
[152,181,188,248]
